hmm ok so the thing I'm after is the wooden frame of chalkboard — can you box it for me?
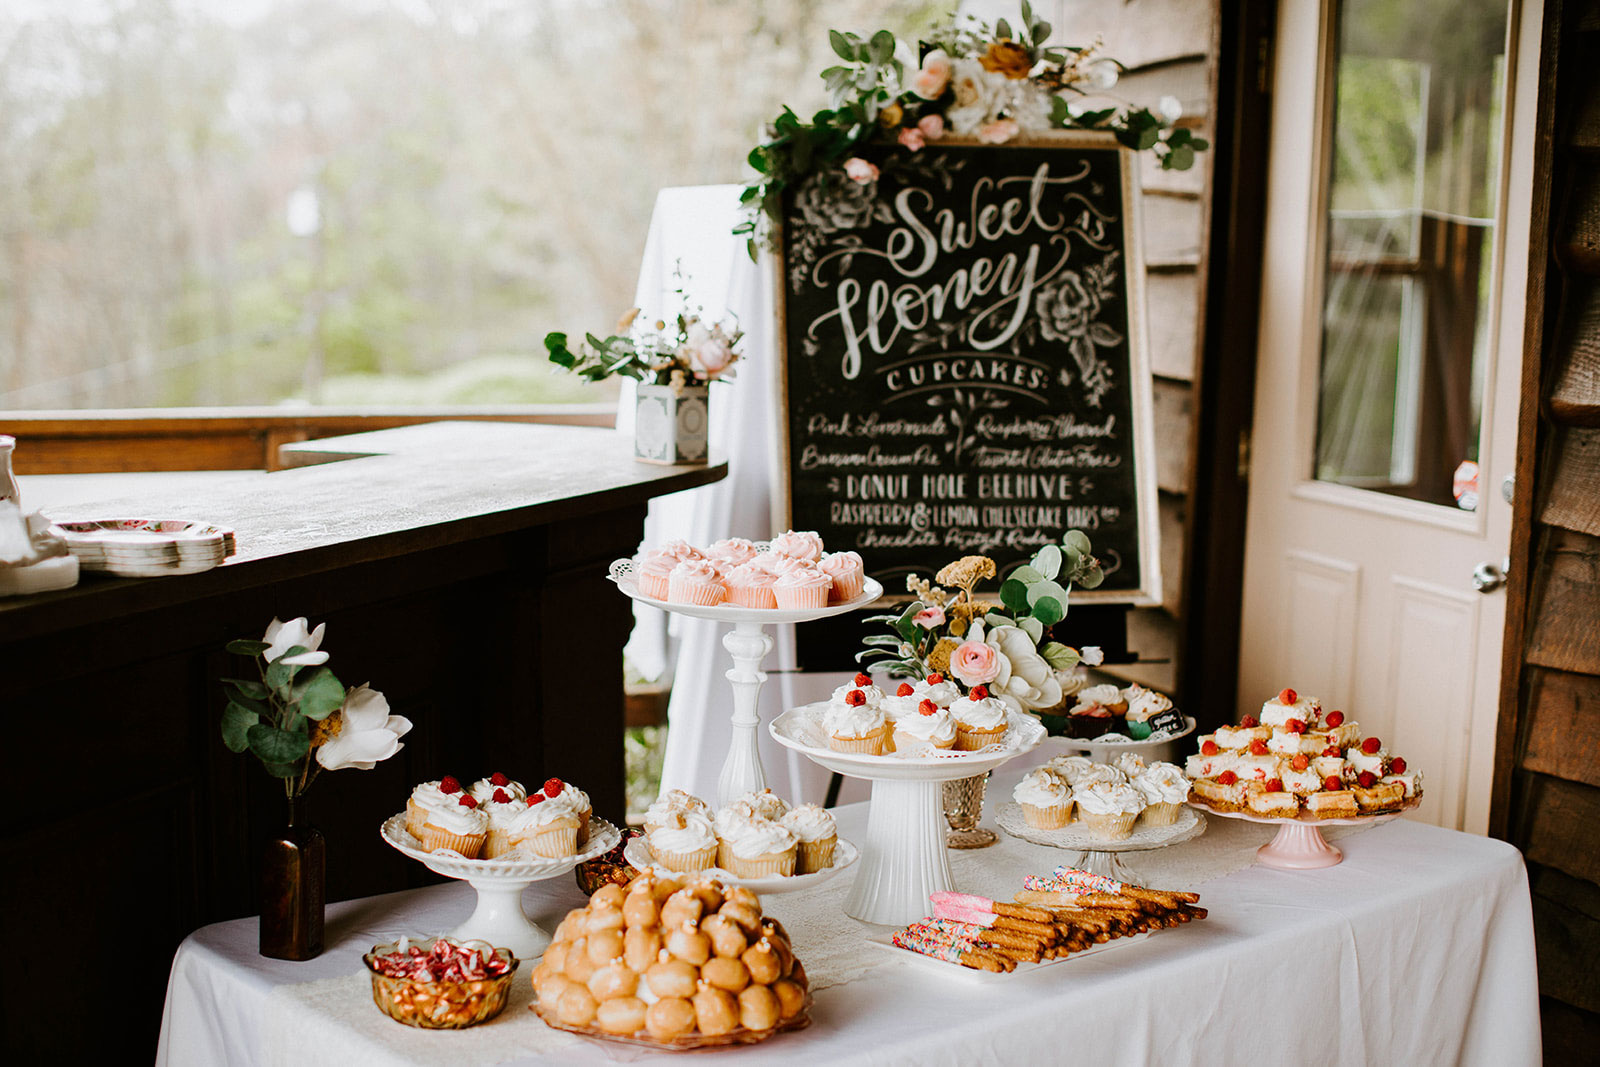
[771,131,1162,606]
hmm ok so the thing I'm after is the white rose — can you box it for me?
[945,58,1005,135]
[970,620,1064,713]
[315,684,413,771]
[261,616,328,666]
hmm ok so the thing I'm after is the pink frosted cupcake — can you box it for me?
[658,538,704,563]
[818,551,865,603]
[755,553,809,577]
[708,537,760,568]
[725,562,778,608]
[773,565,832,609]
[668,558,727,606]
[635,552,676,600]
[769,530,825,562]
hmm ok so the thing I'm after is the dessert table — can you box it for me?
[158,768,1539,1066]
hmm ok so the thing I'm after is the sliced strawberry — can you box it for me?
[1248,738,1268,756]
[1240,715,1259,728]
[1325,710,1345,728]
[1285,718,1306,734]
[440,776,462,794]
[927,673,945,685]
[1322,775,1342,791]
[970,684,989,700]
[492,788,511,804]
[1357,771,1377,788]
[845,689,867,707]
[1361,737,1381,755]
[1291,753,1309,772]
[1201,740,1220,756]
[1216,771,1238,785]
[1278,687,1298,706]
[1390,756,1407,775]
[918,699,938,717]
[854,672,872,687]
[1265,778,1284,793]
[897,683,915,697]
[457,794,478,808]
[543,778,563,798]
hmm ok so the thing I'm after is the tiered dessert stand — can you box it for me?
[771,702,1045,925]
[608,559,884,808]
[1193,805,1401,870]
[380,815,621,958]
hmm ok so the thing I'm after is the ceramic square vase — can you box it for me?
[634,383,709,464]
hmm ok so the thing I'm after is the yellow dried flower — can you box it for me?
[948,616,967,637]
[309,710,344,749]
[980,40,1033,80]
[936,556,997,591]
[879,101,904,127]
[926,638,959,674]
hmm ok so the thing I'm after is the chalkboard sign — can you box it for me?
[776,132,1161,604]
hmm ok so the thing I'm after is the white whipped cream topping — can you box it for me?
[1122,685,1173,721]
[1077,763,1129,788]
[823,698,886,739]
[556,783,590,811]
[1072,684,1124,711]
[411,781,456,814]
[1075,781,1145,816]
[894,704,957,746]
[648,811,716,854]
[1112,753,1147,779]
[879,690,923,720]
[426,801,488,835]
[1259,695,1319,729]
[470,777,526,804]
[736,789,789,821]
[720,817,796,859]
[1045,755,1096,785]
[914,677,962,706]
[780,803,837,842]
[1013,768,1072,807]
[713,803,759,841]
[832,682,884,708]
[1135,763,1190,804]
[644,789,709,832]
[508,797,577,831]
[949,695,1008,729]
[481,798,526,828]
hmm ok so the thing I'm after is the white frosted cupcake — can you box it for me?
[948,686,1010,750]
[1014,768,1074,829]
[506,793,581,858]
[736,788,790,822]
[823,693,890,754]
[1075,781,1146,841]
[832,673,884,708]
[480,788,530,858]
[1112,753,1148,780]
[914,673,962,708]
[892,699,958,752]
[418,794,489,857]
[644,788,710,833]
[406,777,462,838]
[1133,763,1191,826]
[470,773,526,806]
[1077,762,1130,788]
[880,681,923,721]
[717,816,797,878]
[1044,755,1096,787]
[781,804,838,873]
[647,810,718,873]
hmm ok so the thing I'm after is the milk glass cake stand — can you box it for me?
[770,702,1045,926]
[380,814,620,958]
[608,558,884,808]
[1191,804,1402,870]
[994,803,1208,882]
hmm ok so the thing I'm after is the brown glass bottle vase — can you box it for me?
[260,793,325,960]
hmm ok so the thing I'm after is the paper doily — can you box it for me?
[994,802,1207,852]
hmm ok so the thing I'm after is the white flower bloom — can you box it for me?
[315,684,412,771]
[262,616,329,666]
[1002,79,1054,134]
[1081,646,1105,667]
[945,58,1006,135]
[968,620,1064,714]
[1078,59,1119,91]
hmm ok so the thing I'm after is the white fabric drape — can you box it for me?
[623,186,868,808]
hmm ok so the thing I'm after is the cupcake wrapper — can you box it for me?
[482,828,517,859]
[650,842,718,873]
[405,798,426,839]
[893,729,955,752]
[515,821,578,858]
[725,848,797,878]
[955,725,1008,751]
[1124,719,1153,740]
[668,576,727,607]
[795,838,837,874]
[419,825,487,858]
[1080,811,1139,841]
[1021,802,1075,829]
[726,584,777,609]
[638,572,671,600]
[774,584,830,609]
[577,809,591,847]
[1139,801,1183,826]
[827,571,865,604]
[829,727,889,755]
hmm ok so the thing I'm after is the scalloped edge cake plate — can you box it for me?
[622,835,858,893]
[769,701,1046,782]
[608,559,883,623]
[380,813,621,879]
[1185,796,1419,826]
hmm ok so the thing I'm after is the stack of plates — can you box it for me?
[53,519,237,577]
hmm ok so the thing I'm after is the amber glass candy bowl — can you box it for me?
[364,936,519,1029]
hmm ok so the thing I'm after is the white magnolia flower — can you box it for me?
[970,620,1064,713]
[262,616,329,666]
[315,684,412,771]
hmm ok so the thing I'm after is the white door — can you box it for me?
[1238,0,1542,832]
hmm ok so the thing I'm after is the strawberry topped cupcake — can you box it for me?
[948,685,1009,750]
[507,791,581,858]
[892,698,957,751]
[832,672,884,708]
[725,562,778,608]
[668,558,727,606]
[769,529,825,562]
[419,793,490,857]
[818,550,865,603]
[480,787,528,858]
[914,672,962,708]
[824,689,891,754]
[470,772,525,806]
[539,778,592,845]
[880,680,924,721]
[407,776,464,837]
[773,566,832,609]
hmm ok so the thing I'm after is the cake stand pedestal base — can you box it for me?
[843,779,952,926]
[450,877,549,960]
[1257,822,1343,869]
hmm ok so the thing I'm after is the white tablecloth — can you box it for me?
[158,766,1540,1066]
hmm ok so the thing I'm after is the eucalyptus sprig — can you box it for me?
[220,620,347,798]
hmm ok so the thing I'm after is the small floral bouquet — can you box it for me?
[219,616,412,800]
[738,2,1208,254]
[859,531,1105,720]
[545,278,743,390]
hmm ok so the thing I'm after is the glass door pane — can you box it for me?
[1313,0,1508,509]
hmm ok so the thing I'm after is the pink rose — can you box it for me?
[950,640,1001,687]
[897,127,926,151]
[976,118,1019,145]
[911,49,952,100]
[843,157,879,185]
[917,114,945,140]
[681,321,735,377]
[912,605,945,630]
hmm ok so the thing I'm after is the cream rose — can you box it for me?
[680,321,735,378]
[970,619,1063,714]
[950,639,1000,687]
[913,605,946,629]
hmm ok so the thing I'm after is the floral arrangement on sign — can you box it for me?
[860,531,1105,722]
[545,274,743,391]
[736,2,1208,256]
[219,617,413,800]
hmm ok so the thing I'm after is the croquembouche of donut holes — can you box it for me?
[531,872,810,1046]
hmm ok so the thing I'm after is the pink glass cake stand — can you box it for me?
[1193,803,1400,869]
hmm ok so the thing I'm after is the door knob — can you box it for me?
[1472,561,1505,593]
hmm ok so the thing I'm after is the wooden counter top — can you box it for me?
[1,421,725,637]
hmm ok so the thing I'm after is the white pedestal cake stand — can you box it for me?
[380,814,620,958]
[771,702,1045,926]
[1192,804,1400,870]
[608,560,883,808]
